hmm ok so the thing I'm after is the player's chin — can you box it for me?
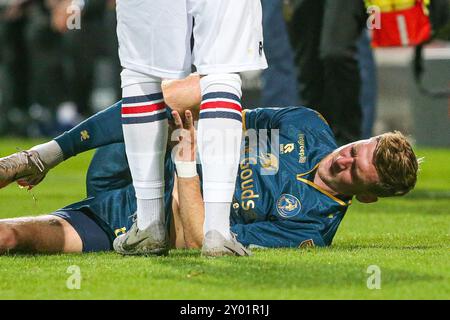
[317,165,333,187]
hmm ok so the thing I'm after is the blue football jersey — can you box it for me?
[60,102,351,248]
[230,107,351,248]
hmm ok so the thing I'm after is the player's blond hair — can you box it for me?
[371,131,419,197]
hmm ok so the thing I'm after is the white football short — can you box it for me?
[116,0,268,80]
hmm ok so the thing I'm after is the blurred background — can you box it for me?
[0,0,449,146]
[0,0,120,137]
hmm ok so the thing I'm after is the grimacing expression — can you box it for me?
[317,138,380,196]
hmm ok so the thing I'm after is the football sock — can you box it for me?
[197,73,243,240]
[137,198,165,231]
[54,101,123,159]
[121,69,167,231]
[30,140,64,169]
[203,202,231,238]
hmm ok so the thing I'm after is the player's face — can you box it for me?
[318,138,380,196]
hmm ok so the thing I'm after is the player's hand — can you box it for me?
[172,110,196,163]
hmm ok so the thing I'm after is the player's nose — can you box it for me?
[335,155,354,171]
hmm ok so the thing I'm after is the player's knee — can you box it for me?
[0,224,19,253]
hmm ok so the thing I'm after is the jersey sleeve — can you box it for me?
[86,144,132,197]
[231,220,326,248]
[243,107,331,132]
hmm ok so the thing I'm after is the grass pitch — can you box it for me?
[0,139,449,300]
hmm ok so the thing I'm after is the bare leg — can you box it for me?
[162,74,201,121]
[170,179,188,249]
[0,215,82,254]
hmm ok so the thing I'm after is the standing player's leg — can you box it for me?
[189,0,267,255]
[197,74,243,242]
[120,73,167,233]
[113,0,192,255]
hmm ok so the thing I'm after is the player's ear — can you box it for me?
[356,193,378,203]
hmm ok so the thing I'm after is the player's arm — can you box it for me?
[54,101,125,160]
[0,101,124,189]
[176,174,204,248]
[171,110,204,248]
[231,220,326,249]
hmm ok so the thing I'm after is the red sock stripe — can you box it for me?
[200,101,242,112]
[122,102,166,115]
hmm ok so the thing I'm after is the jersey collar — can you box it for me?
[296,163,352,207]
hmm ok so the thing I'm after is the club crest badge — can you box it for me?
[277,194,301,218]
[258,153,279,172]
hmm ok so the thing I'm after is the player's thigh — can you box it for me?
[116,0,192,79]
[0,215,82,253]
[188,0,267,74]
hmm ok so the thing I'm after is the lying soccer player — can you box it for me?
[0,75,419,255]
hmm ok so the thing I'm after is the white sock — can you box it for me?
[137,198,165,230]
[198,73,243,240]
[121,69,167,231]
[203,202,231,238]
[31,140,64,169]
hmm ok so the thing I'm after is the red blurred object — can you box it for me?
[371,1,432,47]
